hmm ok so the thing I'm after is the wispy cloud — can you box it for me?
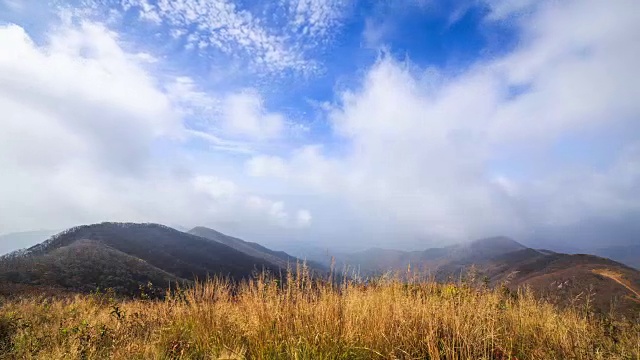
[165,76,289,146]
[92,0,349,75]
[285,0,348,41]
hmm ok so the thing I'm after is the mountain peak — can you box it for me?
[189,226,227,238]
[25,222,178,255]
[467,236,526,254]
[187,226,327,272]
[7,222,281,282]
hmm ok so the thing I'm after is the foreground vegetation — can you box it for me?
[1,267,638,359]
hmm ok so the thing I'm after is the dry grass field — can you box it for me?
[1,266,638,359]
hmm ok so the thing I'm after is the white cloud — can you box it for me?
[246,155,289,178]
[1,0,639,252]
[0,21,178,173]
[246,0,640,246]
[133,52,158,63]
[286,0,347,40]
[362,17,391,50]
[165,76,220,116]
[117,0,312,73]
[0,21,309,236]
[296,209,312,227]
[488,0,640,142]
[166,77,286,143]
[243,196,311,228]
[520,144,640,226]
[86,0,350,75]
[222,91,285,140]
[193,176,238,200]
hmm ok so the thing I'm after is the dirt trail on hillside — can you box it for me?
[592,269,640,303]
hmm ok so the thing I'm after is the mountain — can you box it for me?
[0,222,281,296]
[339,247,407,274]
[189,226,330,275]
[318,237,527,275]
[189,226,297,268]
[590,245,640,270]
[0,229,59,256]
[2,226,638,318]
[322,237,640,318]
[491,251,640,316]
[0,239,181,297]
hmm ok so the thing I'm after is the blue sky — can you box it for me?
[0,0,639,251]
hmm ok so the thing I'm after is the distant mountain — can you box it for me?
[0,229,59,256]
[590,245,640,270]
[2,226,637,317]
[321,237,640,318]
[337,247,407,274]
[0,222,282,296]
[318,237,527,275]
[189,226,297,268]
[188,226,329,273]
[461,236,528,259]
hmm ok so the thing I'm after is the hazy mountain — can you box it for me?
[0,222,282,296]
[0,229,59,255]
[312,237,527,275]
[189,226,297,267]
[316,237,640,317]
[2,225,637,317]
[189,226,330,275]
[590,245,640,270]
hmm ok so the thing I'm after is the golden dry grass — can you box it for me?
[1,267,639,359]
[592,269,640,303]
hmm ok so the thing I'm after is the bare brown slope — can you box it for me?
[592,269,640,300]
[497,254,640,318]
[335,238,640,318]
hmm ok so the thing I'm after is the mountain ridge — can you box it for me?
[188,226,329,273]
[0,222,283,296]
[298,236,640,317]
[1,225,638,317]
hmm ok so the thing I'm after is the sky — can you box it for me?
[0,0,639,251]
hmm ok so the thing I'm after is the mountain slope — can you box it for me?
[325,237,640,317]
[328,237,528,276]
[502,253,640,317]
[0,223,281,295]
[188,226,295,268]
[0,239,181,296]
[188,226,329,272]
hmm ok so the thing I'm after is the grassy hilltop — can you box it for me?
[1,267,639,360]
